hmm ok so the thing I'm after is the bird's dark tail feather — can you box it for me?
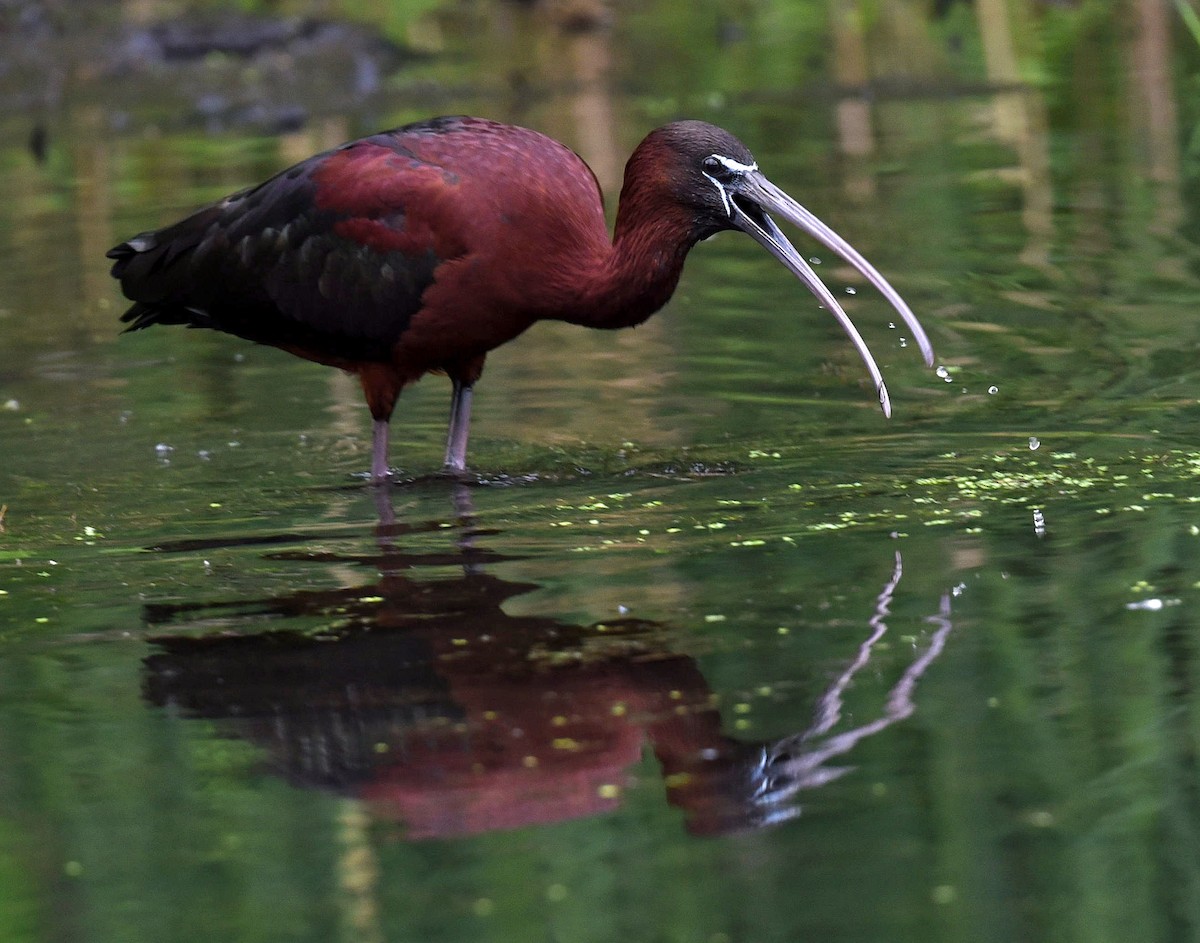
[116,300,210,332]
[107,206,223,331]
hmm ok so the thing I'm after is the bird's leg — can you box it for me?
[357,364,404,482]
[371,419,391,481]
[442,379,474,473]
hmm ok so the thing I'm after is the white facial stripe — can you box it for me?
[708,154,758,174]
[702,172,733,216]
[702,154,758,218]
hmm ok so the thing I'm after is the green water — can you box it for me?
[3,0,1200,940]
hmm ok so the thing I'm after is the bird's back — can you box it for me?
[108,117,609,368]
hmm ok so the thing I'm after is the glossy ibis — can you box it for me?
[109,116,933,480]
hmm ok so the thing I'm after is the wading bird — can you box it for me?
[109,116,933,481]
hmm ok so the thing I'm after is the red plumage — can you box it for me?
[109,115,932,480]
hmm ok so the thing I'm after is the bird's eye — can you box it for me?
[702,156,725,177]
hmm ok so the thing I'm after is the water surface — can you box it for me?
[2,1,1200,941]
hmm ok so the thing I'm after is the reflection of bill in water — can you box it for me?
[141,498,953,838]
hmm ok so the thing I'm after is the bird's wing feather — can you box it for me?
[108,135,463,363]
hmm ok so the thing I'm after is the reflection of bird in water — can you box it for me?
[667,560,954,834]
[109,115,932,480]
[142,492,952,838]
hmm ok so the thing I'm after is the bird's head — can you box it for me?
[630,120,934,417]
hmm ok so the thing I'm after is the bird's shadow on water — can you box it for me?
[138,482,953,839]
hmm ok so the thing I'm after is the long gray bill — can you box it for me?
[731,171,935,417]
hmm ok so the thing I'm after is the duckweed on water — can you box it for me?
[785,447,1200,536]
[505,447,1200,554]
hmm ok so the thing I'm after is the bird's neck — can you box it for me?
[550,180,698,330]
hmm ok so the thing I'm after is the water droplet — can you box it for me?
[809,256,822,265]
[3,399,18,411]
[899,338,908,348]
[198,450,211,461]
[988,385,999,395]
[888,321,896,329]
[844,287,857,295]
[1033,507,1045,537]
[1028,436,1040,451]
[155,443,174,455]
[233,353,245,363]
[935,365,950,379]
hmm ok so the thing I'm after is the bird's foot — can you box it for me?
[351,467,394,484]
[438,462,472,481]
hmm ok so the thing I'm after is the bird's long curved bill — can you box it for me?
[731,172,934,418]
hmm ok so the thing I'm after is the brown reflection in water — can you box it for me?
[1130,0,1186,278]
[70,106,118,341]
[976,0,1054,272]
[830,0,878,204]
[140,488,952,841]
